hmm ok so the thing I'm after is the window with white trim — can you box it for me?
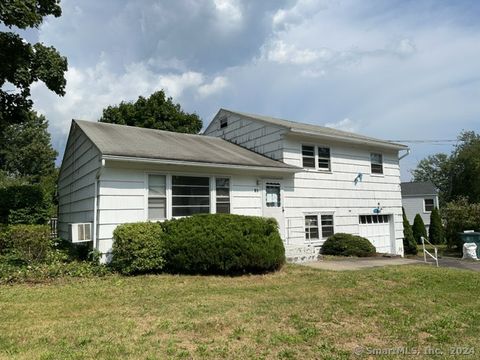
[172,175,210,216]
[302,145,315,168]
[370,153,383,174]
[305,214,334,240]
[305,215,319,240]
[148,175,166,220]
[317,147,331,170]
[424,198,434,212]
[216,178,230,214]
[359,215,390,224]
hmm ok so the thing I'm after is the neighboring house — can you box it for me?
[58,109,409,262]
[401,181,439,231]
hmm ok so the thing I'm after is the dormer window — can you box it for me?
[220,117,228,129]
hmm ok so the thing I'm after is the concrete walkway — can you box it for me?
[419,256,480,272]
[302,257,422,271]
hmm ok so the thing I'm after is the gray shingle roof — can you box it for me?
[220,109,408,150]
[401,181,437,196]
[74,120,299,170]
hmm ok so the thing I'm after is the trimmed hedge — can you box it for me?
[321,233,376,257]
[110,222,166,275]
[162,214,285,274]
[0,224,52,264]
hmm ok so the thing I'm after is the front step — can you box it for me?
[285,244,320,263]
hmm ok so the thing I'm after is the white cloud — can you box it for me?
[325,118,359,133]
[198,76,229,98]
[213,0,243,31]
[272,0,328,30]
[261,40,326,65]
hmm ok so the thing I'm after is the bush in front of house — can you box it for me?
[412,214,428,244]
[321,233,376,257]
[161,214,285,275]
[402,208,418,255]
[429,208,445,245]
[110,222,166,275]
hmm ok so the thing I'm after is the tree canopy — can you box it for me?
[99,90,203,134]
[0,111,57,183]
[412,130,480,204]
[0,0,67,128]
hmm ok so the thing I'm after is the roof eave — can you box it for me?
[288,128,409,150]
[101,155,301,173]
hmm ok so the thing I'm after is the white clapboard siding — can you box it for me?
[402,195,439,229]
[282,137,404,254]
[57,126,100,241]
[204,110,287,160]
[96,166,263,256]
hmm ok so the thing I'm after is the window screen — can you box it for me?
[216,178,230,214]
[172,176,210,216]
[148,175,166,220]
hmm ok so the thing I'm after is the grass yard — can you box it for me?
[1,265,480,359]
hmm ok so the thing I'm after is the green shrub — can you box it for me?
[442,197,479,248]
[429,208,445,245]
[0,224,52,264]
[321,233,376,257]
[161,214,285,275]
[0,184,50,224]
[110,222,166,275]
[402,208,418,255]
[412,214,428,244]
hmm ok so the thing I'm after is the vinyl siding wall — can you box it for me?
[57,127,101,241]
[96,165,263,257]
[282,136,404,254]
[402,195,439,230]
[204,110,287,160]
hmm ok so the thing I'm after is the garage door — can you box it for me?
[359,215,392,254]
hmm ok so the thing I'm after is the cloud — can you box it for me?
[260,40,325,65]
[198,76,229,98]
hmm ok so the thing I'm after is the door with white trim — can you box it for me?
[262,181,285,239]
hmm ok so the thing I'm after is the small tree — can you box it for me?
[429,208,445,245]
[412,214,428,244]
[402,208,418,255]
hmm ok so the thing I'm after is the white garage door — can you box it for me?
[359,215,393,254]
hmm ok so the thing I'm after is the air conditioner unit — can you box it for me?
[70,223,93,243]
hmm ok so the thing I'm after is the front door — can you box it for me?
[262,181,285,239]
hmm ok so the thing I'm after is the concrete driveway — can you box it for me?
[302,257,422,271]
[302,256,480,272]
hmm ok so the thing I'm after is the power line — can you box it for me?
[387,139,457,143]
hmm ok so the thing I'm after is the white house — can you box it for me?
[401,181,439,231]
[58,109,409,262]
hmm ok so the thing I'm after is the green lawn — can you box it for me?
[1,265,479,359]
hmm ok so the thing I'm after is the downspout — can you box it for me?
[399,148,410,160]
[93,158,105,252]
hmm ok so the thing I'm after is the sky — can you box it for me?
[15,0,480,179]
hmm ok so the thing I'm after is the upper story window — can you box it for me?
[424,198,434,212]
[317,147,331,170]
[370,153,383,174]
[220,117,228,129]
[148,175,166,220]
[172,176,210,217]
[301,145,315,168]
[216,178,230,213]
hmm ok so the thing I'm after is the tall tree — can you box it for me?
[402,208,418,255]
[450,131,480,203]
[0,111,57,182]
[0,0,68,128]
[429,208,445,245]
[99,90,202,134]
[411,153,452,205]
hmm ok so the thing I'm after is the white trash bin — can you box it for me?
[462,243,479,260]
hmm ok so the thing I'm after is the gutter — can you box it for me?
[288,129,409,151]
[101,155,302,173]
